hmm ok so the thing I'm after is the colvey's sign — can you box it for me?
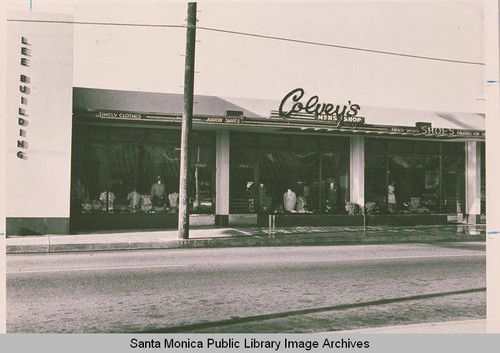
[278,88,361,126]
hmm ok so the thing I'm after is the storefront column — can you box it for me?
[215,130,230,226]
[465,141,481,224]
[350,136,365,210]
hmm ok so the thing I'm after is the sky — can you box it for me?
[6,0,485,113]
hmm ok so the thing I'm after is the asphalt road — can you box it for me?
[6,242,486,333]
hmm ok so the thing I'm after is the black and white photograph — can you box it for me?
[3,0,494,338]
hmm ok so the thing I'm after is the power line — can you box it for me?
[7,18,484,66]
[197,26,484,66]
[7,18,184,28]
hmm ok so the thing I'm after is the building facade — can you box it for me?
[6,12,485,236]
[63,87,485,234]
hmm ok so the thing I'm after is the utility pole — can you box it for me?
[178,2,197,239]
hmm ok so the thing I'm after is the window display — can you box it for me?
[230,132,350,214]
[365,138,465,214]
[71,125,215,216]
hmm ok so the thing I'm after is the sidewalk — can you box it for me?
[5,224,485,254]
[336,319,487,334]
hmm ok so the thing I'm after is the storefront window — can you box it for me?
[230,132,349,214]
[321,152,350,213]
[71,142,106,214]
[190,144,215,213]
[441,143,465,214]
[230,149,257,213]
[71,125,215,215]
[365,138,465,214]
[259,150,320,213]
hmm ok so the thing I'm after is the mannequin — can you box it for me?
[388,181,396,212]
[141,194,152,212]
[99,190,115,211]
[168,191,179,212]
[127,188,141,212]
[150,176,166,212]
[283,188,297,212]
[296,196,307,213]
[71,177,88,213]
[326,177,338,206]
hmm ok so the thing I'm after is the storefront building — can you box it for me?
[66,87,485,233]
[6,12,485,236]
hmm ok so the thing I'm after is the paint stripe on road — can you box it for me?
[139,287,486,333]
[7,264,189,274]
[308,253,485,263]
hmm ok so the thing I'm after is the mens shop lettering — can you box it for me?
[17,36,31,160]
[278,88,361,125]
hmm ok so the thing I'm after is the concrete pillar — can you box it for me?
[215,130,230,226]
[465,141,481,224]
[485,0,500,333]
[350,136,365,210]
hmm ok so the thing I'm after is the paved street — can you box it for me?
[6,242,485,333]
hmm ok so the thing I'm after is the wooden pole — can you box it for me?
[178,2,197,239]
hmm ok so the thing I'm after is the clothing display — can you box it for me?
[141,195,152,212]
[168,192,179,208]
[71,179,89,213]
[72,180,88,202]
[388,185,396,204]
[388,184,396,212]
[151,182,166,197]
[151,178,167,210]
[81,202,92,213]
[283,189,297,212]
[91,199,102,211]
[152,195,165,208]
[326,178,338,205]
[99,191,116,211]
[296,196,307,213]
[127,191,141,210]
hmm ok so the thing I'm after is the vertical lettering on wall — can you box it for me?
[17,36,30,160]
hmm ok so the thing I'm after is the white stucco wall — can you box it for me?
[6,11,74,218]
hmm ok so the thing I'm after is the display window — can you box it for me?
[71,125,215,215]
[230,132,349,214]
[365,138,466,214]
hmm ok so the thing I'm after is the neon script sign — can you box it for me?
[278,88,362,125]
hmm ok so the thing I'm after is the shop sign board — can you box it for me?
[90,111,243,125]
[278,88,364,127]
[201,116,243,125]
[97,111,143,120]
[415,122,485,137]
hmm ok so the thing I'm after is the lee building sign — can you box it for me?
[17,36,31,160]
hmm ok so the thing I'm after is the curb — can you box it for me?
[6,231,486,254]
